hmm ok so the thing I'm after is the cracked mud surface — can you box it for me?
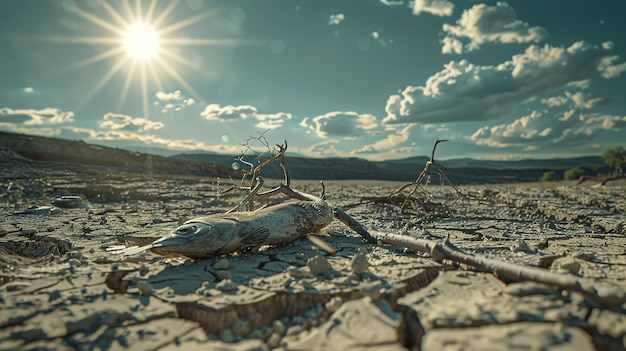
[1,156,625,350]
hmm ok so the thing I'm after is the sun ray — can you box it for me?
[72,7,126,36]
[122,0,137,24]
[38,35,120,44]
[154,55,202,104]
[135,0,144,23]
[159,10,217,36]
[140,63,149,118]
[76,56,130,113]
[159,49,199,71]
[144,0,158,24]
[56,47,125,74]
[118,60,138,111]
[152,0,181,28]
[146,60,164,94]
[100,1,130,29]
[53,1,255,120]
[160,37,265,46]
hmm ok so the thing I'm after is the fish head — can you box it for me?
[149,219,236,259]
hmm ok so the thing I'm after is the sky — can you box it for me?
[1,0,625,161]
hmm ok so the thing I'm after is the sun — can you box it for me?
[123,23,160,60]
[41,0,259,120]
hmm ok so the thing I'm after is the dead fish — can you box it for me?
[113,199,334,259]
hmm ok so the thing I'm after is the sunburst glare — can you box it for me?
[42,0,260,119]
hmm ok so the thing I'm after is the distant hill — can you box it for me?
[0,130,608,183]
[0,131,239,178]
[171,152,607,184]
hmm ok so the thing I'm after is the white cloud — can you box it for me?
[99,113,164,133]
[471,109,626,149]
[384,41,617,124]
[542,91,607,109]
[598,55,626,78]
[201,104,257,120]
[413,0,454,17]
[353,124,413,153]
[201,104,292,129]
[306,111,378,139]
[156,90,195,113]
[329,13,345,26]
[0,107,74,125]
[442,2,547,53]
[441,36,463,54]
[306,139,342,157]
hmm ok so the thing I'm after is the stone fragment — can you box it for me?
[232,319,251,337]
[422,322,594,351]
[266,332,281,348]
[216,279,238,291]
[361,281,383,300]
[510,239,531,252]
[307,255,332,275]
[550,256,581,274]
[286,298,404,350]
[272,319,286,335]
[214,259,230,270]
[399,271,589,332]
[220,329,235,343]
[287,267,314,278]
[351,249,370,275]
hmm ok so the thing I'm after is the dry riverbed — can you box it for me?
[1,154,626,350]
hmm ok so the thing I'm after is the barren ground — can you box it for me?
[1,154,625,350]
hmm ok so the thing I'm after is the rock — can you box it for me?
[550,256,581,274]
[286,298,404,350]
[220,329,235,343]
[422,322,594,350]
[214,259,230,270]
[351,250,370,275]
[306,255,332,275]
[272,319,286,335]
[51,196,87,209]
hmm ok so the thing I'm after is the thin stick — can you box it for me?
[375,232,626,307]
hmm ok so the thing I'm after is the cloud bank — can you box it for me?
[384,41,622,124]
[442,2,548,54]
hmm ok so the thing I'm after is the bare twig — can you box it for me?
[363,139,466,214]
[374,232,626,307]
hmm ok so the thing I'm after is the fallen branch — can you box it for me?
[363,139,466,214]
[371,231,626,307]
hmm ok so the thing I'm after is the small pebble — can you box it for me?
[286,324,303,336]
[136,280,152,295]
[307,255,332,275]
[351,251,369,275]
[325,296,342,314]
[216,270,231,280]
[266,332,281,348]
[220,329,235,343]
[272,319,286,335]
[232,319,250,337]
[216,279,238,291]
[287,267,313,278]
[213,259,230,270]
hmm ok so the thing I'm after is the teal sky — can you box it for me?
[1,0,625,160]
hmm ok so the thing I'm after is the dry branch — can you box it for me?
[372,231,626,307]
[362,139,465,214]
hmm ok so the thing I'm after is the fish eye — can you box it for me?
[177,225,196,235]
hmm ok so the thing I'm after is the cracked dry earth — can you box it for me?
[1,157,626,350]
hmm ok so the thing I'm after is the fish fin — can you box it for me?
[240,227,270,248]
